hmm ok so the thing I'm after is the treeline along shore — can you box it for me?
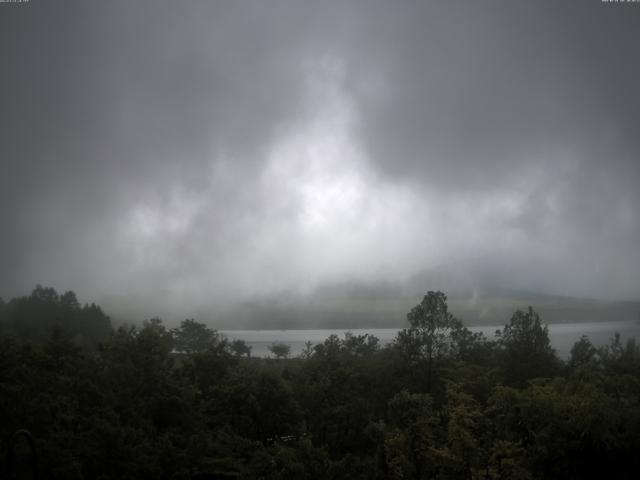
[1,286,639,479]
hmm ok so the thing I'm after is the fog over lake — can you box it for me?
[223,320,640,359]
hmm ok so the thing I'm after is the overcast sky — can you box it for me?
[1,1,639,319]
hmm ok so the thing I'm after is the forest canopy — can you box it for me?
[0,288,639,479]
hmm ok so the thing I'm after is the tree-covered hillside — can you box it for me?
[0,285,111,346]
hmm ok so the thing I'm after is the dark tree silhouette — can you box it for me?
[569,335,597,368]
[268,342,291,359]
[496,306,558,385]
[172,318,220,354]
[396,291,466,391]
[231,338,252,358]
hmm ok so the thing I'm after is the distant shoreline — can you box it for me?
[221,320,640,359]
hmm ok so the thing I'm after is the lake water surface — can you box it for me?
[222,321,640,358]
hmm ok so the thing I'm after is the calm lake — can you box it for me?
[222,320,640,358]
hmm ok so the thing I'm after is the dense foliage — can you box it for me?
[0,285,110,347]
[1,288,639,479]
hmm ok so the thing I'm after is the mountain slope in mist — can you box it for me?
[207,281,640,330]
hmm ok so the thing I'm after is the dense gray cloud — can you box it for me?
[1,1,639,321]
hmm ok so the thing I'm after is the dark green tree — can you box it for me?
[396,291,467,392]
[268,342,291,359]
[230,338,252,358]
[299,340,314,359]
[598,332,640,377]
[172,318,220,354]
[569,335,597,369]
[496,307,558,386]
[0,286,111,345]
